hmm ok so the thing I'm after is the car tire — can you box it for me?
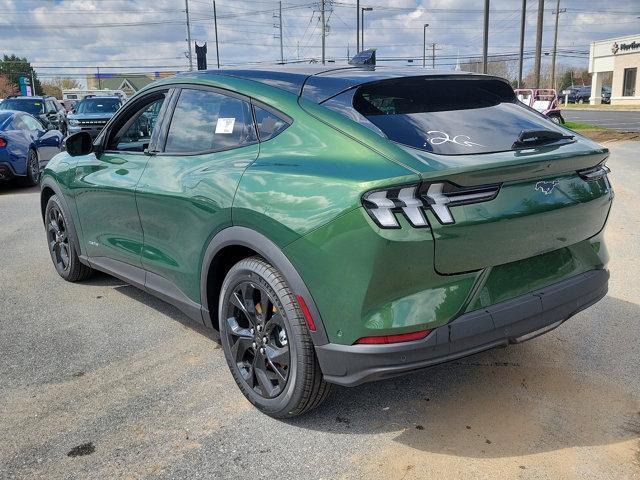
[22,149,41,186]
[219,256,331,418]
[549,114,565,125]
[45,195,93,282]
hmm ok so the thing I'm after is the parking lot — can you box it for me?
[1,142,639,479]
[564,109,640,132]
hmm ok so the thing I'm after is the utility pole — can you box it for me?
[533,0,544,87]
[432,43,436,68]
[277,1,284,64]
[482,0,489,73]
[31,70,36,95]
[213,1,220,68]
[551,0,566,89]
[298,41,300,60]
[321,0,326,65]
[518,0,526,87]
[361,7,372,50]
[422,24,429,68]
[185,0,193,71]
[356,0,360,52]
[96,66,101,89]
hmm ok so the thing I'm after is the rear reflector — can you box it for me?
[0,138,6,147]
[296,295,316,332]
[355,329,431,345]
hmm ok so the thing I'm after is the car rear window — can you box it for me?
[323,76,566,155]
[0,99,44,116]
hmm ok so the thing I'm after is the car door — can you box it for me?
[20,114,60,165]
[72,90,169,282]
[135,86,259,308]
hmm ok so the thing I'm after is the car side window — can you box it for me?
[22,115,45,132]
[164,88,257,154]
[253,105,289,141]
[108,96,166,153]
[12,115,27,130]
[45,100,57,113]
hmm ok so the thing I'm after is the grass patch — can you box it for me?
[564,121,607,131]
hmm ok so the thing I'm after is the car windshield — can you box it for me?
[326,76,566,155]
[76,98,120,114]
[0,99,44,116]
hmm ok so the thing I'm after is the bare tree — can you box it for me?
[41,77,82,99]
[0,75,18,97]
[460,56,517,83]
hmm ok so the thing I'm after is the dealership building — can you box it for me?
[589,33,640,105]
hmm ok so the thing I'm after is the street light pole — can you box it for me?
[356,0,360,53]
[517,0,526,87]
[551,0,566,89]
[321,0,326,64]
[534,0,545,87]
[423,24,429,68]
[213,1,220,68]
[185,0,193,71]
[482,0,489,73]
[361,7,372,50]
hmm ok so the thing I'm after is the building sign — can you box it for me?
[612,41,640,54]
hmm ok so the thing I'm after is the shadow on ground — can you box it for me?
[290,295,640,460]
[84,271,218,341]
[73,271,640,461]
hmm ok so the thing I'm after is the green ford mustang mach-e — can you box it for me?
[40,66,612,417]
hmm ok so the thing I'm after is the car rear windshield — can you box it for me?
[0,99,44,116]
[324,76,566,155]
[76,98,120,114]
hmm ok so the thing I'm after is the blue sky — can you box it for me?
[1,0,639,83]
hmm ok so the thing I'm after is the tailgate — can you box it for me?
[424,171,612,273]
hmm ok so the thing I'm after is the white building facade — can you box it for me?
[589,33,640,105]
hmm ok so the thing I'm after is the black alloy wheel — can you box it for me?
[47,204,70,273]
[219,257,331,418]
[25,150,41,185]
[225,281,291,399]
[44,195,93,282]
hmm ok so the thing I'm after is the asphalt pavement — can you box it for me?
[1,142,639,479]
[563,109,640,132]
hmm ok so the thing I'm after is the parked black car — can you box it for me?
[0,96,67,134]
[561,86,591,104]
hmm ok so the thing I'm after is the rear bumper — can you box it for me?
[315,269,609,386]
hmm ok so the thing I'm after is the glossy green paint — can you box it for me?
[137,144,259,301]
[43,71,613,347]
[284,208,480,345]
[429,174,613,273]
[465,230,609,312]
[73,151,150,266]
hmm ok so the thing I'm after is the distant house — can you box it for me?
[86,72,178,98]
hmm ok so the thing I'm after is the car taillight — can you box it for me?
[0,138,6,147]
[362,185,428,228]
[354,329,431,345]
[362,181,501,228]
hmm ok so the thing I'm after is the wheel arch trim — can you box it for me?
[40,177,84,260]
[200,226,329,345]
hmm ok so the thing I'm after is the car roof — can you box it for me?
[177,65,477,102]
[81,96,121,100]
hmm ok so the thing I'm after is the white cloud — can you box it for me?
[0,0,638,86]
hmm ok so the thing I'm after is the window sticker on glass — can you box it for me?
[215,117,235,134]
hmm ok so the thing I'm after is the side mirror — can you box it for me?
[65,132,93,156]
